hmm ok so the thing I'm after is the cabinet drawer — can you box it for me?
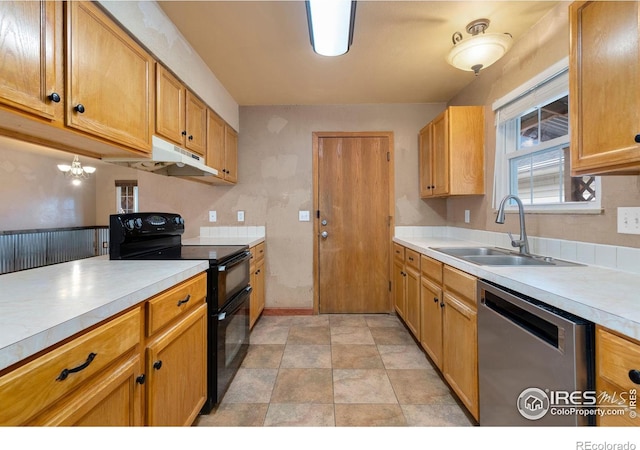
[405,249,420,270]
[443,265,477,309]
[421,255,443,285]
[252,242,266,263]
[597,327,640,392]
[0,307,141,426]
[146,273,207,336]
[393,243,405,262]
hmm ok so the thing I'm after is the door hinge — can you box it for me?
[389,280,392,292]
[316,210,320,219]
[387,151,390,162]
[388,216,392,226]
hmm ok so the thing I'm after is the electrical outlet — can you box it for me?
[464,210,471,224]
[617,207,640,235]
[237,210,245,222]
[209,211,217,222]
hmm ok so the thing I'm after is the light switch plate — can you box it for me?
[617,207,640,234]
[237,210,245,222]
[209,211,217,222]
[299,210,310,222]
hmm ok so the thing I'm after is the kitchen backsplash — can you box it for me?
[396,226,640,275]
[199,226,266,239]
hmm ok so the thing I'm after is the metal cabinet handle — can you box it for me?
[56,352,97,381]
[629,369,640,384]
[48,92,61,103]
[153,360,163,370]
[182,130,187,136]
[433,297,438,303]
[177,294,191,307]
[136,374,146,385]
[635,135,640,144]
[74,104,85,113]
[188,135,193,141]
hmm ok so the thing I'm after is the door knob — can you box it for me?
[321,219,328,226]
[320,231,328,239]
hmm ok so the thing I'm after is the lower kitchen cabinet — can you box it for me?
[146,303,207,426]
[0,272,209,426]
[250,242,266,329]
[420,254,444,370]
[442,265,478,421]
[595,326,640,426]
[393,243,479,421]
[393,244,420,336]
[29,354,143,426]
[0,306,143,426]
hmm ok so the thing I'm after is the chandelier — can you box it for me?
[57,155,96,186]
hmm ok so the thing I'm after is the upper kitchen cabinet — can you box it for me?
[156,64,207,156]
[419,106,484,198]
[0,1,62,121]
[206,109,238,184]
[570,1,640,175]
[66,1,153,154]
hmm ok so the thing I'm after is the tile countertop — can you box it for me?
[394,236,640,342]
[0,256,209,372]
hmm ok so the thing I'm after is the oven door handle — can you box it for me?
[218,251,251,272]
[218,286,252,320]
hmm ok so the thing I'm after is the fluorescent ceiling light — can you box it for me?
[306,0,356,57]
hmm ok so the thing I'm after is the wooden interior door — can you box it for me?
[314,132,393,313]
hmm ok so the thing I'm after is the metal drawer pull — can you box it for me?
[177,294,191,307]
[56,352,97,381]
[629,369,640,384]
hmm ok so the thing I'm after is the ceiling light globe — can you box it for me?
[83,166,96,174]
[446,33,512,74]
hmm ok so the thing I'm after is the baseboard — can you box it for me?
[262,308,314,316]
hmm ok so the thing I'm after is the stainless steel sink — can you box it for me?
[433,247,583,267]
[463,255,555,266]
[433,247,511,257]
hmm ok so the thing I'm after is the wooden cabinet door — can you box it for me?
[443,292,478,420]
[420,277,443,370]
[206,110,225,176]
[570,1,640,175]
[66,1,152,153]
[224,125,238,183]
[156,64,185,146]
[29,355,143,426]
[0,0,60,120]
[404,264,421,337]
[146,303,207,426]
[249,250,265,329]
[185,91,207,156]
[418,123,433,197]
[431,110,449,196]
[393,258,406,319]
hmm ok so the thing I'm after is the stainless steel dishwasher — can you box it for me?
[478,280,595,426]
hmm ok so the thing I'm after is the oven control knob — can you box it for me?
[134,218,143,229]
[124,219,135,230]
[174,217,183,225]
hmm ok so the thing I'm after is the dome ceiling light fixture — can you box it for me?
[446,18,512,76]
[57,155,96,186]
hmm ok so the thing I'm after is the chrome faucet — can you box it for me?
[495,194,530,256]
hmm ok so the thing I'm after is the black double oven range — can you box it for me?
[109,212,251,414]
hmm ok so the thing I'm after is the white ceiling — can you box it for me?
[158,1,560,106]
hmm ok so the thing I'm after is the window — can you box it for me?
[493,59,600,212]
[115,180,138,213]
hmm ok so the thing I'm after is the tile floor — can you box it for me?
[195,313,476,427]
